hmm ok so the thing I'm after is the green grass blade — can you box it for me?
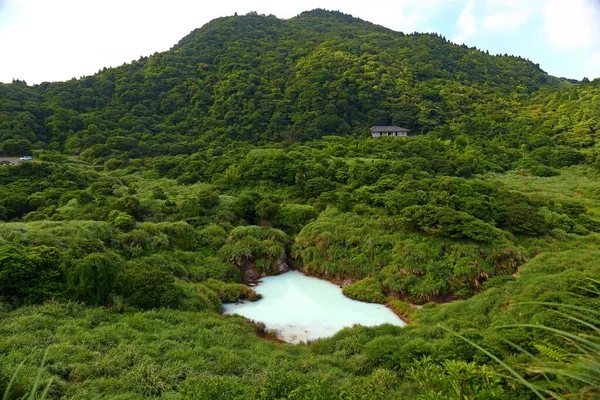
[440,325,550,399]
[2,361,24,400]
[27,349,48,400]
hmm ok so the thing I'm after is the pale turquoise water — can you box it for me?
[223,270,405,343]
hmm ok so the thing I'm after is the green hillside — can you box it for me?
[0,10,599,399]
[0,10,567,150]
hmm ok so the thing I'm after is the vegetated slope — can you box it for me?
[0,9,560,157]
[1,9,600,399]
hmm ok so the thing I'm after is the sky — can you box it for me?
[0,0,599,84]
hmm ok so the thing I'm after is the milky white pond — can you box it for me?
[223,270,405,343]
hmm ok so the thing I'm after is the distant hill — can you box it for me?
[0,9,597,159]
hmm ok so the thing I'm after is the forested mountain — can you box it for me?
[0,10,599,399]
[0,9,575,153]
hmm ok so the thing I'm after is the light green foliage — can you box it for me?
[203,279,260,303]
[108,210,136,231]
[0,303,408,399]
[198,223,228,251]
[406,356,504,399]
[294,209,525,301]
[343,278,387,304]
[0,9,599,399]
[178,281,222,312]
[387,299,416,321]
[219,226,290,275]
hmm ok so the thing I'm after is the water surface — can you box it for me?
[223,270,405,343]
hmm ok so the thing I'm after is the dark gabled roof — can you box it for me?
[370,126,410,132]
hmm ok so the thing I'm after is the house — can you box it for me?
[370,126,410,138]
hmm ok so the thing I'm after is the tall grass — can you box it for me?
[2,349,52,400]
[446,284,600,399]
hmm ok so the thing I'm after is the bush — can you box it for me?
[399,205,498,241]
[387,299,415,321]
[277,204,317,233]
[178,282,222,312]
[198,224,228,251]
[343,277,387,303]
[203,279,260,303]
[66,252,119,305]
[117,262,183,309]
[530,165,560,177]
[108,210,136,231]
[0,245,63,302]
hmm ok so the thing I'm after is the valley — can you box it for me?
[0,9,599,399]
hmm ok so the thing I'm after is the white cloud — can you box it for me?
[543,0,600,50]
[453,0,478,44]
[1,0,599,83]
[480,0,542,33]
[0,0,457,84]
[454,0,545,42]
[334,0,457,34]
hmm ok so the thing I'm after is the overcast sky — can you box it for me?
[0,0,599,84]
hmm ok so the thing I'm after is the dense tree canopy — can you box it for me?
[0,9,599,399]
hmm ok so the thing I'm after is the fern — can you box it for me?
[534,343,568,362]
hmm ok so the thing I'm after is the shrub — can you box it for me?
[399,205,498,241]
[0,245,63,302]
[203,279,260,303]
[108,210,136,231]
[116,262,183,309]
[277,204,317,233]
[530,165,560,177]
[343,277,387,303]
[387,299,416,321]
[198,224,228,251]
[65,252,119,305]
[178,282,222,312]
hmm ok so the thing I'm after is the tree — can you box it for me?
[1,139,32,155]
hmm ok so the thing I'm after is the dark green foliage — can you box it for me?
[113,195,143,220]
[364,335,433,371]
[2,139,31,155]
[0,245,63,302]
[277,204,317,233]
[230,191,263,224]
[530,165,560,177]
[0,10,599,399]
[398,205,498,241]
[65,252,118,305]
[497,192,547,235]
[0,9,584,162]
[0,194,30,220]
[116,262,183,309]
